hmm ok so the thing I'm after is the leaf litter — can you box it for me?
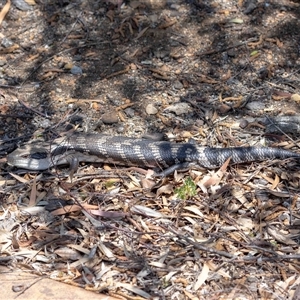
[1,0,300,299]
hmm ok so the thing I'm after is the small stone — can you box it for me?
[101,111,119,124]
[243,0,257,14]
[116,125,125,133]
[258,67,268,79]
[124,107,135,118]
[173,80,183,90]
[70,66,83,75]
[227,49,236,57]
[170,4,180,10]
[141,60,153,65]
[218,103,231,114]
[165,102,191,115]
[238,59,248,67]
[195,119,204,126]
[12,0,32,11]
[146,103,158,115]
[39,119,52,129]
[245,101,265,111]
[1,37,14,48]
[149,14,158,23]
[129,0,140,9]
[73,55,82,61]
[154,50,168,59]
[279,6,287,11]
[70,115,83,125]
[130,63,137,70]
[239,119,249,129]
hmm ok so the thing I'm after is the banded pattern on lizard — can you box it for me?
[7,133,300,176]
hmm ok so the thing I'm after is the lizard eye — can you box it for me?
[30,152,48,159]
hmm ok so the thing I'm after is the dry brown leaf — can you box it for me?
[9,172,29,184]
[0,0,10,25]
[199,157,231,189]
[130,1,140,9]
[136,26,149,39]
[51,205,82,215]
[55,247,82,260]
[98,241,115,258]
[24,0,35,4]
[90,209,128,218]
[206,260,231,279]
[248,35,263,47]
[271,174,280,190]
[220,69,231,81]
[174,170,186,182]
[106,10,115,22]
[289,276,300,299]
[0,44,19,54]
[261,174,276,184]
[276,38,283,48]
[184,206,204,218]
[231,187,250,206]
[193,262,209,290]
[159,19,177,29]
[105,65,130,79]
[29,175,37,207]
[149,67,169,77]
[266,189,292,198]
[148,261,167,268]
[197,73,218,84]
[115,282,151,299]
[271,90,291,100]
[17,236,37,247]
[141,177,156,189]
[69,256,92,269]
[277,274,297,291]
[51,203,99,216]
[163,271,178,283]
[68,244,90,255]
[156,183,173,196]
[236,217,253,231]
[183,289,198,300]
[267,227,297,246]
[272,95,288,101]
[0,229,12,243]
[260,206,285,221]
[221,96,243,102]
[131,205,165,218]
